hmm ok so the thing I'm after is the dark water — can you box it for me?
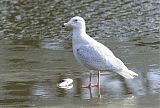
[0,0,160,108]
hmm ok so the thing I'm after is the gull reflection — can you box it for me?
[81,71,148,99]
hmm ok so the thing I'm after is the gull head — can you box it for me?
[63,16,86,30]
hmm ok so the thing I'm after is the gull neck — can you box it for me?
[72,27,86,37]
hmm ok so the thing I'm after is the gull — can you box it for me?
[63,16,138,96]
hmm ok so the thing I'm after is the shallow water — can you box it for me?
[0,0,160,108]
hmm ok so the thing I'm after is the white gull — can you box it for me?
[63,16,138,94]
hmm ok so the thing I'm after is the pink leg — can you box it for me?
[82,70,101,98]
[97,71,101,97]
[89,71,92,88]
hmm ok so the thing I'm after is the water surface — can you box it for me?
[0,0,160,108]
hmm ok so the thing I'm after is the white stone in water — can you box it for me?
[57,78,73,89]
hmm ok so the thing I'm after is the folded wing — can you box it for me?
[77,45,121,71]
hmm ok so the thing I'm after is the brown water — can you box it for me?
[0,0,160,108]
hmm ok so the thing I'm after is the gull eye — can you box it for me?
[74,19,78,22]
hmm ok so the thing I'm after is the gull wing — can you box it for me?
[76,45,124,71]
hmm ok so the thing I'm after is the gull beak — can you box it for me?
[62,23,70,28]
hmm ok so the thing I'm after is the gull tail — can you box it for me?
[118,69,138,79]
